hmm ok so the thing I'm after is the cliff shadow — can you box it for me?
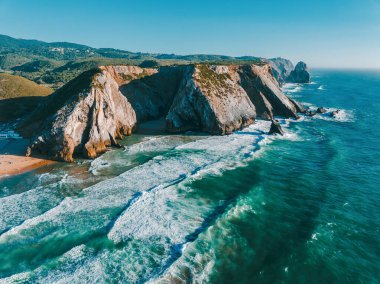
[119,66,185,128]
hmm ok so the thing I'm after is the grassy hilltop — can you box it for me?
[0,73,52,123]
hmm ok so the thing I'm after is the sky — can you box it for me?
[0,0,379,68]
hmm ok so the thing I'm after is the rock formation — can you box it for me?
[286,61,311,83]
[268,58,294,85]
[330,109,340,118]
[166,65,256,134]
[24,62,307,161]
[317,107,327,114]
[238,64,299,119]
[269,59,311,85]
[269,119,284,135]
[25,67,140,162]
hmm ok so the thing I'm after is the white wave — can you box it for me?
[124,135,192,155]
[324,108,354,122]
[107,125,272,244]
[282,83,303,94]
[89,156,111,175]
[304,104,354,123]
[318,85,324,90]
[0,174,9,179]
[89,136,193,176]
[0,120,300,283]
[149,192,262,284]
[0,187,60,234]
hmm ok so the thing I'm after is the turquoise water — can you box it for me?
[0,70,379,283]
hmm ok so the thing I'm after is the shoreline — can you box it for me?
[0,154,55,178]
[0,138,56,178]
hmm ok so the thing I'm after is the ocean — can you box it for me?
[0,70,379,283]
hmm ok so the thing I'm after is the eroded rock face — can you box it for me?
[27,67,138,161]
[238,64,299,119]
[166,65,256,134]
[286,61,311,83]
[269,58,295,85]
[26,62,306,161]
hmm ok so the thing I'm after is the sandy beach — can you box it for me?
[0,138,55,177]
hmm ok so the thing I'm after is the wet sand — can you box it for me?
[0,138,55,177]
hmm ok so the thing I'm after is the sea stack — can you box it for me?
[286,61,311,83]
[269,119,284,135]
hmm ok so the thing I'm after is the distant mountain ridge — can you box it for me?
[0,34,262,63]
[0,34,310,89]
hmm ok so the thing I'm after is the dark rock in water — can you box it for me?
[305,109,317,117]
[269,119,284,135]
[330,109,340,117]
[286,61,311,83]
[317,107,327,114]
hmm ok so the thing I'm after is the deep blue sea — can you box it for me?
[0,70,379,283]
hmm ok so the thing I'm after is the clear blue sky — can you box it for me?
[1,0,379,68]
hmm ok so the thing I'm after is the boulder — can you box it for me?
[305,109,317,117]
[269,119,284,135]
[316,107,327,114]
[286,61,311,83]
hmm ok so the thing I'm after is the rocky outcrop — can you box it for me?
[120,66,184,122]
[166,65,256,134]
[24,62,306,161]
[238,64,299,119]
[269,119,284,135]
[268,58,294,85]
[330,109,340,118]
[286,61,311,83]
[26,67,139,162]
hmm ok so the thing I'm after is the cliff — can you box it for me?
[238,64,298,119]
[24,63,305,161]
[166,65,256,134]
[268,58,294,85]
[25,67,139,161]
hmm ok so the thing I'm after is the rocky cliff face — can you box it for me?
[286,61,311,83]
[238,64,299,119]
[25,62,305,161]
[166,65,256,134]
[268,58,294,85]
[26,67,140,162]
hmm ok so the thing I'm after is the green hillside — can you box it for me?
[0,34,264,89]
[0,73,52,123]
[0,73,52,99]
